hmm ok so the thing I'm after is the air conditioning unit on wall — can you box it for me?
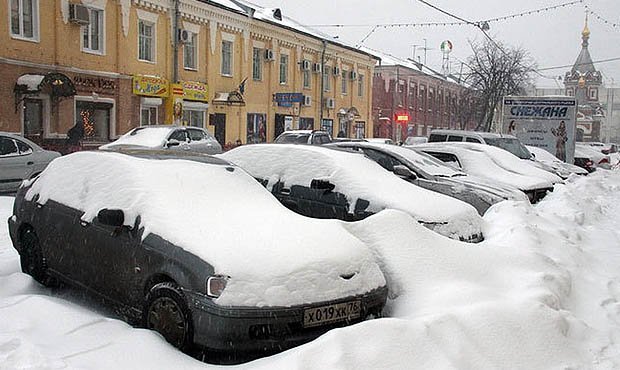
[264,49,275,61]
[69,4,90,25]
[303,95,312,106]
[177,29,190,43]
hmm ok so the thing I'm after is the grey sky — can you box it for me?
[252,0,620,89]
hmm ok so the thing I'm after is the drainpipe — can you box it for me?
[319,39,327,129]
[172,0,180,83]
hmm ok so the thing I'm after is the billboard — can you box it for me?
[502,96,577,163]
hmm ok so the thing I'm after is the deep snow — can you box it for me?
[2,169,620,368]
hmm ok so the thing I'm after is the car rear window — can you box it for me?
[428,134,447,142]
[276,134,310,144]
[447,135,463,142]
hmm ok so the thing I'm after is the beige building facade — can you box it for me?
[0,0,377,152]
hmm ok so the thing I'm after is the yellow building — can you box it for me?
[0,0,377,151]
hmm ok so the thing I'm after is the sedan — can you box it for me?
[0,132,60,193]
[415,142,561,203]
[221,144,485,243]
[330,142,527,215]
[526,145,588,177]
[100,125,222,154]
[8,149,387,355]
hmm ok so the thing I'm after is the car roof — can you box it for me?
[102,148,231,166]
[0,131,44,150]
[430,129,517,140]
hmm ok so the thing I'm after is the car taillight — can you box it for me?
[207,275,228,298]
[599,157,609,164]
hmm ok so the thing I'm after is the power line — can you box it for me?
[415,0,476,25]
[536,57,620,71]
[586,8,620,30]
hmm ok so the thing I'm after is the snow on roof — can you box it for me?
[416,143,557,191]
[220,144,483,240]
[99,126,173,150]
[16,74,44,91]
[25,151,384,307]
[203,0,246,13]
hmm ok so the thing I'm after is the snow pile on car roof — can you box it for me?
[25,151,384,307]
[221,144,483,240]
[99,127,172,149]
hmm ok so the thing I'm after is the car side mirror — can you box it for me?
[393,165,417,179]
[166,139,181,148]
[310,179,335,191]
[97,209,125,227]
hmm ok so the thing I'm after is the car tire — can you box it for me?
[19,228,53,286]
[144,282,193,351]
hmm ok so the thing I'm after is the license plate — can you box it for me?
[303,300,361,328]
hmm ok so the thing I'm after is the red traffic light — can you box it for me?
[395,114,409,122]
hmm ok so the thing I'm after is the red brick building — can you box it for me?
[367,49,477,142]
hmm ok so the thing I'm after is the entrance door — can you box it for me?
[210,113,226,146]
[274,114,285,138]
[23,98,43,139]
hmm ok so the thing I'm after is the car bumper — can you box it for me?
[185,285,388,352]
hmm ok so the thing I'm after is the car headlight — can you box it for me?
[206,275,229,298]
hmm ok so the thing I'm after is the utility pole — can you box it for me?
[320,39,327,127]
[172,0,180,83]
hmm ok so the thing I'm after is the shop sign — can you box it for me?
[73,75,117,92]
[133,75,169,97]
[183,81,208,102]
[274,92,304,107]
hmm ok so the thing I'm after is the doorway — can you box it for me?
[210,113,226,145]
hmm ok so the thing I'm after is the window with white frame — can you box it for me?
[83,8,104,54]
[303,60,311,89]
[221,40,233,76]
[182,109,205,128]
[341,70,348,94]
[357,74,364,97]
[252,47,263,81]
[323,66,331,92]
[140,106,158,126]
[183,32,197,70]
[10,0,38,40]
[138,20,155,62]
[279,54,288,84]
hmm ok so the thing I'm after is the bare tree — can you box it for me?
[463,38,536,132]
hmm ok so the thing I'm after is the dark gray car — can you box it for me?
[0,132,60,193]
[330,142,527,215]
[8,149,387,358]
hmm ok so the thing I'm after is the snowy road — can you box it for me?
[3,170,620,369]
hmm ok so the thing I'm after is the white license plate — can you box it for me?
[303,300,361,328]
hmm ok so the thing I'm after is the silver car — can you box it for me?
[100,125,222,154]
[0,132,60,193]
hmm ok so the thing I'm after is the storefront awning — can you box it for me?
[15,74,45,93]
[183,101,209,110]
[14,72,76,98]
[212,91,245,106]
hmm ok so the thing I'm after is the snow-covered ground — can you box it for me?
[2,169,620,368]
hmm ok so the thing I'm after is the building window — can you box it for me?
[323,66,331,92]
[140,106,158,125]
[279,54,288,84]
[182,109,205,128]
[183,32,197,70]
[83,8,104,54]
[75,100,113,142]
[10,0,38,40]
[357,75,364,97]
[341,70,348,95]
[303,61,311,89]
[252,47,263,81]
[221,40,233,76]
[138,20,155,62]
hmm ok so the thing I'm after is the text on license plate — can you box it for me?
[303,300,361,328]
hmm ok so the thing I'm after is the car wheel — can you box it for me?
[19,228,52,286]
[144,282,193,351]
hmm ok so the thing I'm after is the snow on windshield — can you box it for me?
[374,143,464,177]
[100,127,172,149]
[24,151,384,307]
[484,137,532,160]
[220,144,483,240]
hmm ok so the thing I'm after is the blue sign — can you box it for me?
[274,93,304,107]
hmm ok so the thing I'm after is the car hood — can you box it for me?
[25,151,385,307]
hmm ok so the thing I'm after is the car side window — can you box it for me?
[0,137,19,156]
[187,128,206,142]
[15,139,32,154]
[363,149,402,171]
[466,137,481,143]
[319,135,331,144]
[426,151,462,169]
[428,134,447,142]
[311,135,321,145]
[447,135,463,142]
[169,130,188,142]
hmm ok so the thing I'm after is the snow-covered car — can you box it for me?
[99,125,222,154]
[0,132,60,193]
[364,138,395,145]
[575,143,611,170]
[274,130,332,145]
[526,145,588,177]
[404,136,429,145]
[8,149,387,354]
[415,142,561,203]
[221,144,485,242]
[329,141,527,215]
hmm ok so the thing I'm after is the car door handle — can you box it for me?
[280,188,291,195]
[26,161,34,165]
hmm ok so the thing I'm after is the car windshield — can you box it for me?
[396,147,466,177]
[484,138,532,159]
[276,133,310,144]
